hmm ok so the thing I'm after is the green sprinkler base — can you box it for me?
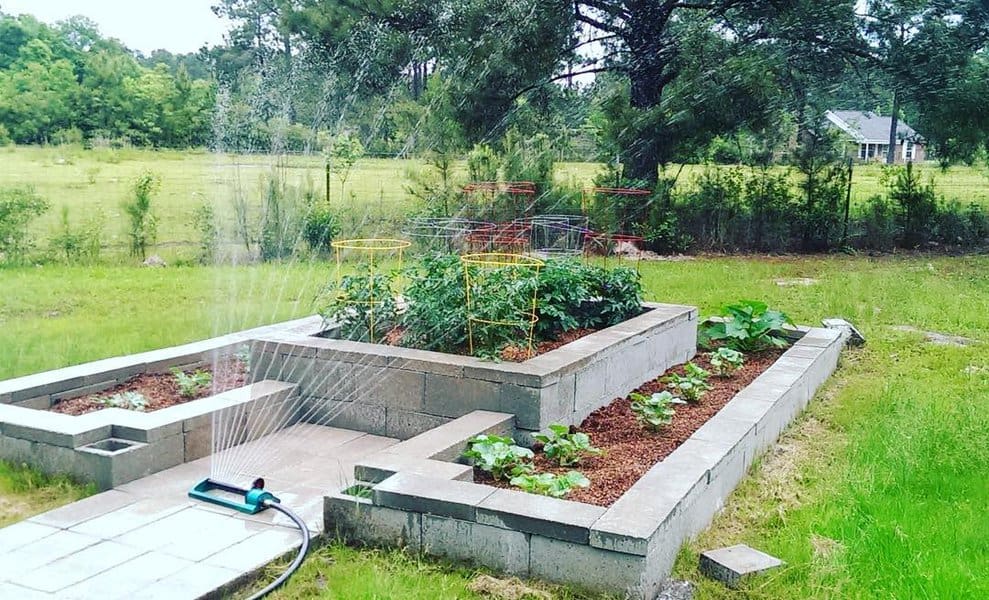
[189,478,280,514]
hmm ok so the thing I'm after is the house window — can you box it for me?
[904,141,915,161]
[859,144,867,159]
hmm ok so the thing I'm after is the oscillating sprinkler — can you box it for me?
[189,477,311,599]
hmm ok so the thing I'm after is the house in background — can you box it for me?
[825,110,925,163]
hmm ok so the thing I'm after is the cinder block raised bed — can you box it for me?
[323,325,851,599]
[0,317,323,489]
[249,302,697,441]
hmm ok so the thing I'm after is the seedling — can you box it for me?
[101,391,148,412]
[463,434,534,480]
[709,347,745,376]
[629,391,679,430]
[172,368,212,398]
[533,424,602,467]
[664,362,711,402]
[510,471,590,498]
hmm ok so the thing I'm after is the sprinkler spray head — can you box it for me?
[188,477,280,514]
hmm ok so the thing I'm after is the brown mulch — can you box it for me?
[50,357,248,415]
[475,348,783,506]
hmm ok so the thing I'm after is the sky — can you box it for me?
[0,0,230,54]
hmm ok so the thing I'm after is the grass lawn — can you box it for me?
[2,145,986,262]
[1,254,988,597]
[0,461,94,528]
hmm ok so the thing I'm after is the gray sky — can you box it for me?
[0,0,229,54]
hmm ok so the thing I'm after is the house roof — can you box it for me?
[825,110,920,144]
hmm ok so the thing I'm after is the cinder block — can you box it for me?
[324,493,421,551]
[422,514,530,576]
[497,383,542,430]
[50,380,118,402]
[0,434,35,463]
[373,473,496,521]
[362,369,426,410]
[385,409,450,440]
[529,534,645,596]
[382,410,515,462]
[183,425,212,461]
[699,544,783,588]
[12,395,51,410]
[476,488,606,544]
[304,399,387,435]
[354,454,473,484]
[423,374,501,418]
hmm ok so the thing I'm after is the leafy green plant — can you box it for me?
[101,391,148,411]
[701,300,792,351]
[664,362,711,402]
[532,424,602,467]
[462,434,534,480]
[191,202,218,265]
[0,186,48,264]
[629,391,679,431]
[510,470,590,498]
[400,253,467,352]
[122,171,160,260]
[320,266,400,343]
[302,205,340,253]
[709,347,745,376]
[172,368,212,398]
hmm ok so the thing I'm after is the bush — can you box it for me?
[49,206,103,264]
[400,253,468,353]
[191,203,218,264]
[122,171,160,259]
[0,186,49,264]
[301,205,340,254]
[884,163,937,248]
[259,172,302,261]
[856,195,898,251]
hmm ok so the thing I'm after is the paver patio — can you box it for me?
[0,423,396,599]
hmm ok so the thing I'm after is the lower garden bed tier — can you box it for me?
[324,324,851,599]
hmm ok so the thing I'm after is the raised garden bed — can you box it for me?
[324,324,853,599]
[50,358,247,415]
[249,302,698,441]
[475,348,784,507]
[0,317,324,490]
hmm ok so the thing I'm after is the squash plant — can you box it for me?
[462,434,534,480]
[701,300,792,351]
[533,424,602,467]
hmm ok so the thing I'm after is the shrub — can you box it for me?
[301,205,340,254]
[856,195,898,251]
[0,186,49,264]
[533,424,602,467]
[122,171,160,259]
[884,163,937,247]
[259,172,300,261]
[701,300,792,351]
[49,206,103,264]
[510,471,589,498]
[191,203,218,265]
[463,434,534,480]
[629,391,678,431]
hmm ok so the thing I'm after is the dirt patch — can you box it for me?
[50,357,247,415]
[476,348,783,506]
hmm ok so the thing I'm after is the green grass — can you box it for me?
[0,461,94,527]
[2,254,988,597]
[2,145,986,262]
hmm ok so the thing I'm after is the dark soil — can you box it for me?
[475,348,784,506]
[50,357,248,415]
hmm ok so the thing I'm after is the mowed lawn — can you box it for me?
[2,145,986,261]
[1,255,988,598]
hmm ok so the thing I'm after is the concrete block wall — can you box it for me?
[251,303,697,441]
[324,326,849,599]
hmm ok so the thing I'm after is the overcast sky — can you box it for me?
[0,0,230,54]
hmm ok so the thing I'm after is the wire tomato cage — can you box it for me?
[463,181,537,222]
[460,252,545,357]
[330,238,411,343]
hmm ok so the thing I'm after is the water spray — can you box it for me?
[189,477,311,599]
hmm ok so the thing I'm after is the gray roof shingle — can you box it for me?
[826,110,919,143]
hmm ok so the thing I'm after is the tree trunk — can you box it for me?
[886,90,899,165]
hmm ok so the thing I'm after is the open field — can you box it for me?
[2,145,986,261]
[2,254,988,597]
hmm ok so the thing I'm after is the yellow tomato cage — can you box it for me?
[460,252,544,357]
[330,238,411,343]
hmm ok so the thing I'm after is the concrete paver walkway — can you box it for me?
[0,424,395,599]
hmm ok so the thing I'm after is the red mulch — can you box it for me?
[475,348,783,506]
[50,357,248,415]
